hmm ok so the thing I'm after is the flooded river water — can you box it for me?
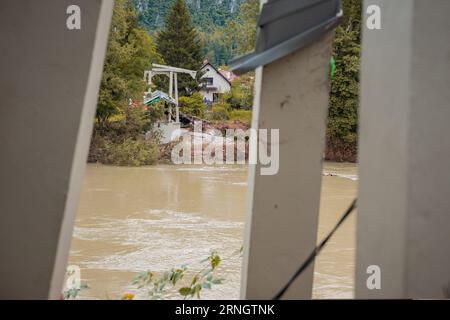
[68,162,357,299]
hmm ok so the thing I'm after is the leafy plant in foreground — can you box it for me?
[131,249,242,300]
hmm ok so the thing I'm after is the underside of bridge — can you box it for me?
[0,0,114,299]
[0,0,449,300]
[239,0,450,300]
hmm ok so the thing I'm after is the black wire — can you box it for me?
[272,198,358,300]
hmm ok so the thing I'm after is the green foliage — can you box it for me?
[134,0,173,30]
[179,92,205,118]
[156,0,204,94]
[135,0,256,66]
[147,100,166,123]
[91,0,163,166]
[102,137,158,166]
[63,284,89,300]
[228,109,252,125]
[202,0,259,65]
[340,0,363,35]
[63,268,89,300]
[132,251,228,300]
[207,102,231,121]
[90,106,159,166]
[223,0,259,57]
[118,104,154,137]
[97,0,162,124]
[327,0,361,161]
[224,73,254,109]
[136,0,244,33]
[65,248,244,300]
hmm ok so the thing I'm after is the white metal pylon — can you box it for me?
[144,64,197,123]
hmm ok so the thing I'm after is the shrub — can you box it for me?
[179,92,205,119]
[114,105,153,137]
[224,74,254,109]
[90,135,158,166]
[228,109,252,125]
[105,138,158,166]
[89,105,159,166]
[147,100,166,123]
[206,102,231,121]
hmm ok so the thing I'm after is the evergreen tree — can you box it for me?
[233,0,259,56]
[135,0,250,65]
[327,0,362,162]
[135,0,244,33]
[156,0,204,94]
[134,0,172,30]
[211,0,259,64]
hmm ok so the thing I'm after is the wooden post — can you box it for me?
[241,32,334,299]
[0,0,113,299]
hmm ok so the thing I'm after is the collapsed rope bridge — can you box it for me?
[273,199,358,300]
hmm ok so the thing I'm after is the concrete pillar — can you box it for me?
[0,0,113,299]
[357,0,450,299]
[241,32,334,299]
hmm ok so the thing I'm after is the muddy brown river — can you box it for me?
[68,162,357,299]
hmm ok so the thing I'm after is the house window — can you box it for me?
[204,77,213,86]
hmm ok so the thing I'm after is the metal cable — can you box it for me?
[273,198,358,300]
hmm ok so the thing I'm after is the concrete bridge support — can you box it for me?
[0,0,113,299]
[357,0,450,298]
[241,32,335,298]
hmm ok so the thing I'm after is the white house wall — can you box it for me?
[200,91,215,102]
[200,65,231,100]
